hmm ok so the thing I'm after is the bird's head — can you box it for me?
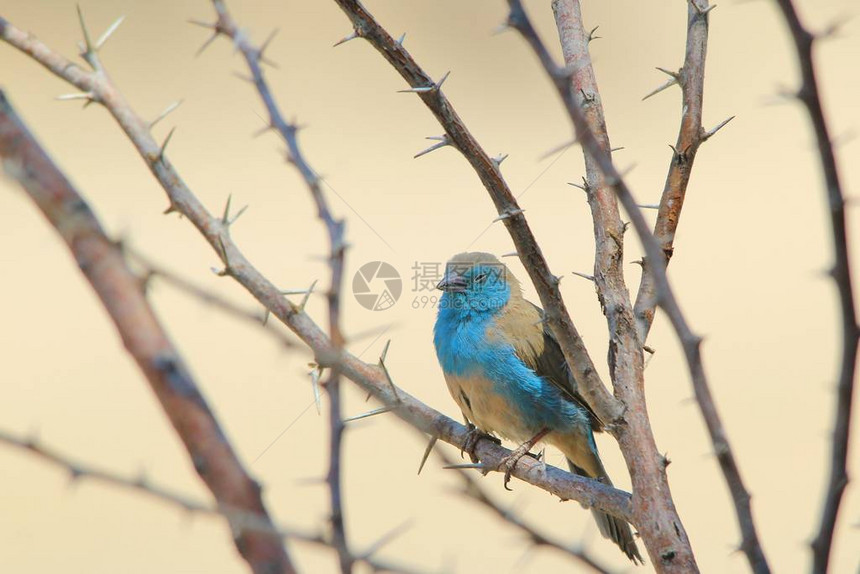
[436,252,519,317]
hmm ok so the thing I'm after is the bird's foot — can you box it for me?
[498,428,550,491]
[461,424,500,464]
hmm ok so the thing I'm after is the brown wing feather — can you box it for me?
[522,302,604,432]
[490,295,603,432]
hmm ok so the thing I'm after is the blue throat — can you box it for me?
[433,290,502,376]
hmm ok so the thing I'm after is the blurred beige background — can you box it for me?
[1,0,858,572]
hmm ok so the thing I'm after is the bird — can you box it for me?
[433,251,643,564]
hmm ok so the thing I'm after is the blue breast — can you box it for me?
[434,300,586,434]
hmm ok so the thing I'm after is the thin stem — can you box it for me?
[633,0,712,342]
[203,3,354,569]
[773,2,858,573]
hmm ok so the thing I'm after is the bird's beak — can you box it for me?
[436,271,467,292]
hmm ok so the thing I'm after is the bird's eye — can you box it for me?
[473,272,488,284]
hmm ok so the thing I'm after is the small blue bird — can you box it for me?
[433,252,642,563]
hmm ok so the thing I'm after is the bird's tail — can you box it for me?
[567,456,644,564]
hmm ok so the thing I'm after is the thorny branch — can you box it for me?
[633,0,730,343]
[505,2,770,572]
[0,8,635,527]
[128,249,299,351]
[205,1,351,569]
[539,1,696,570]
[330,0,625,428]
[0,430,425,574]
[773,2,858,573]
[438,451,614,574]
[0,90,295,574]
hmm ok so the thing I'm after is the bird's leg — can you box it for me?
[461,422,500,463]
[498,428,550,491]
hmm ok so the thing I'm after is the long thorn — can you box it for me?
[187,19,215,30]
[76,5,93,55]
[258,28,279,58]
[417,435,438,475]
[397,71,451,93]
[378,340,401,403]
[196,33,219,57]
[150,100,184,129]
[333,31,359,47]
[379,339,391,364]
[299,280,317,311]
[435,70,451,89]
[222,194,233,225]
[656,66,680,79]
[229,205,249,226]
[56,92,94,102]
[158,127,176,161]
[702,115,736,141]
[493,209,524,223]
[538,138,576,160]
[642,77,679,101]
[310,367,322,414]
[95,15,126,50]
[343,407,392,423]
[360,520,414,559]
[413,135,450,158]
[567,178,588,192]
[443,462,488,470]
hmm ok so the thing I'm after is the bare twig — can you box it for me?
[128,249,299,351]
[506,3,770,571]
[633,0,719,343]
[0,428,318,543]
[0,90,295,574]
[0,429,423,574]
[773,2,858,573]
[330,0,624,427]
[438,451,615,574]
[0,11,633,521]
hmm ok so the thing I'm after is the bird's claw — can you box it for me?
[460,424,500,463]
[497,428,550,491]
[498,446,532,491]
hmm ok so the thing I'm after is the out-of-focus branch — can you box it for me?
[633,0,729,342]
[0,429,423,574]
[199,3,354,571]
[0,90,295,574]
[773,2,858,573]
[438,451,614,574]
[505,3,770,572]
[330,0,624,428]
[128,249,299,351]
[0,10,633,521]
